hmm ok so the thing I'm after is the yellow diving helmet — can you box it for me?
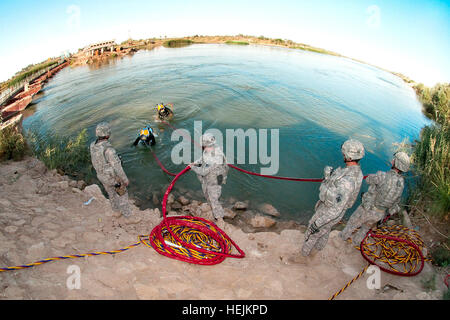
[157,104,164,111]
[140,126,152,141]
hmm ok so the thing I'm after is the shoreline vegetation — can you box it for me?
[0,59,59,92]
[0,34,449,271]
[410,83,449,217]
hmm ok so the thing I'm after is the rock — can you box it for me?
[233,201,248,210]
[69,180,78,188]
[12,219,26,226]
[178,196,190,206]
[200,203,211,213]
[84,184,104,199]
[171,202,182,210]
[249,214,276,228]
[26,158,47,178]
[120,215,142,225]
[191,200,200,208]
[36,183,51,195]
[72,187,83,194]
[224,208,236,219]
[77,180,87,190]
[49,181,69,191]
[259,203,280,217]
[167,193,175,205]
[5,226,18,233]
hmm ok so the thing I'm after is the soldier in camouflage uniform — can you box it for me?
[189,133,229,221]
[302,139,365,256]
[340,152,410,245]
[90,122,132,217]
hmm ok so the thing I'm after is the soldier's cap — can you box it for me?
[341,139,365,161]
[393,151,410,172]
[95,122,111,138]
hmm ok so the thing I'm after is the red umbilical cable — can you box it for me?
[151,151,177,176]
[148,165,245,265]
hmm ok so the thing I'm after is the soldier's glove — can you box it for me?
[323,166,333,180]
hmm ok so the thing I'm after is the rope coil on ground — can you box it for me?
[359,225,426,276]
[143,165,245,264]
[329,224,430,299]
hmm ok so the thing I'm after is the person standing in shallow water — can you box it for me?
[189,133,229,224]
[90,122,132,217]
[302,139,365,256]
[340,152,410,245]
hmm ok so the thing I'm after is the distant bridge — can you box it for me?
[84,40,116,56]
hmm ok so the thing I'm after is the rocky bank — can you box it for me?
[0,157,447,300]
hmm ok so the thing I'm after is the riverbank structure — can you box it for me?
[83,40,116,56]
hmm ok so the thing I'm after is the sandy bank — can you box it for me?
[0,157,446,300]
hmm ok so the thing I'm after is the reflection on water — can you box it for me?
[22,44,430,222]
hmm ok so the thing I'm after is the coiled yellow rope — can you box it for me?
[329,224,431,300]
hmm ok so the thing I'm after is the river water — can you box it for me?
[22,44,430,223]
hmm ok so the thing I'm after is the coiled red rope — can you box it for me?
[359,226,425,277]
[147,165,246,264]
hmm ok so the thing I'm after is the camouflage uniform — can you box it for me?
[302,139,365,256]
[340,152,409,245]
[190,133,229,220]
[90,122,132,217]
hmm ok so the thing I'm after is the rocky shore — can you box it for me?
[0,157,447,300]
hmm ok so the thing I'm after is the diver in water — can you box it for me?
[133,125,156,147]
[156,103,174,121]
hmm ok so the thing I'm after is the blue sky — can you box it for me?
[1,0,449,85]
